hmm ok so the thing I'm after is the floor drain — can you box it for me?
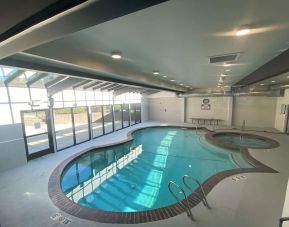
[50,212,72,226]
[232,175,247,181]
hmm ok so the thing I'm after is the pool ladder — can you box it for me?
[168,175,210,221]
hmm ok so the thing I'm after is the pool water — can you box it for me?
[61,127,252,212]
[214,133,271,148]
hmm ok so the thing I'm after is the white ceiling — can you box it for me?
[25,0,289,90]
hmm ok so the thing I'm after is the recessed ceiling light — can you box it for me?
[170,79,175,82]
[224,63,231,67]
[271,80,276,83]
[162,75,167,78]
[260,83,265,86]
[180,83,184,86]
[153,70,159,75]
[225,69,231,72]
[236,25,251,36]
[111,51,122,59]
[287,75,289,78]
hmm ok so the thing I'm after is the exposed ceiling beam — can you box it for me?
[4,69,24,84]
[83,81,102,90]
[92,82,111,90]
[26,72,49,86]
[0,53,184,93]
[107,84,122,91]
[44,76,66,88]
[109,85,126,92]
[235,48,289,86]
[48,77,83,96]
[72,80,91,89]
[100,83,116,91]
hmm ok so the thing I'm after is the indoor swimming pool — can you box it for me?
[60,127,253,213]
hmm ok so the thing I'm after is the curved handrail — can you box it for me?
[168,181,195,221]
[182,175,211,209]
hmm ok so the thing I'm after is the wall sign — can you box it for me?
[201,98,211,110]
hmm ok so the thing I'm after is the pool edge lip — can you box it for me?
[48,125,278,224]
[205,131,280,150]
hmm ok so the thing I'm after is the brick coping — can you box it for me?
[48,125,278,224]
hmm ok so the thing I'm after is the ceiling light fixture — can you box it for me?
[180,83,184,86]
[162,75,167,78]
[225,69,231,72]
[260,83,265,86]
[111,51,122,59]
[170,79,175,82]
[224,63,231,67]
[236,25,251,36]
[271,80,276,83]
[153,70,160,75]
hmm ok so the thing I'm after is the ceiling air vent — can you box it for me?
[209,52,241,64]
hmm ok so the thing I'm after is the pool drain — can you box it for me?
[50,212,72,226]
[232,175,247,181]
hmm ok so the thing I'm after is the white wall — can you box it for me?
[275,89,289,132]
[0,124,27,173]
[233,96,277,128]
[185,96,233,125]
[147,92,185,122]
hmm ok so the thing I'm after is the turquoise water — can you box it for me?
[61,127,252,212]
[215,133,270,148]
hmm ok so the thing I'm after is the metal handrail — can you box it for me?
[279,217,289,227]
[182,175,211,209]
[168,181,195,221]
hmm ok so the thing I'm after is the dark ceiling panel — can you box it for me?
[235,48,289,86]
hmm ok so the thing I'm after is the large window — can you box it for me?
[91,105,104,138]
[122,104,130,128]
[73,107,90,144]
[54,108,74,150]
[136,103,141,123]
[113,104,122,131]
[130,103,136,125]
[103,105,113,134]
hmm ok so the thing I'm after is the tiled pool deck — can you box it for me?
[0,121,289,227]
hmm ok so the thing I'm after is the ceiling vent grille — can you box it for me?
[209,52,241,64]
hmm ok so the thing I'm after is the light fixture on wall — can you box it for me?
[236,25,251,36]
[111,51,122,59]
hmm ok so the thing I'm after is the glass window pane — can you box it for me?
[54,108,74,150]
[136,103,141,123]
[0,104,12,125]
[27,134,49,154]
[63,90,75,101]
[91,105,103,138]
[0,87,8,102]
[103,105,113,134]
[9,87,30,102]
[73,107,89,144]
[114,104,122,130]
[12,103,31,123]
[130,103,136,125]
[122,104,129,128]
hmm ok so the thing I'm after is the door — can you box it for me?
[21,109,53,160]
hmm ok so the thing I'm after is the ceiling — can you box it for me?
[1,0,288,93]
[22,0,289,91]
